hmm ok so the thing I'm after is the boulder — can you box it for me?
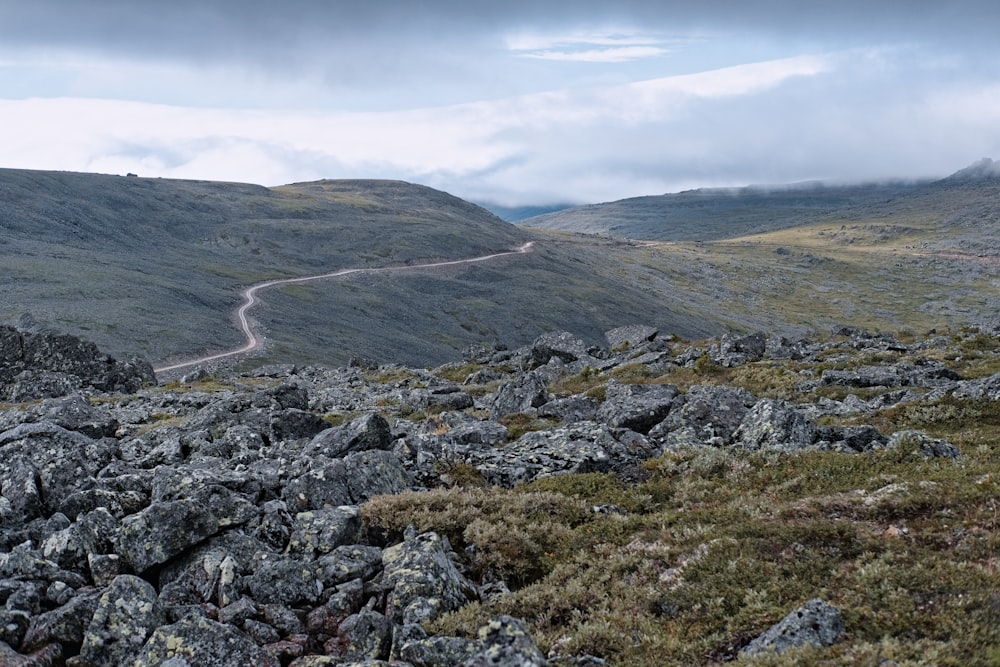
[306,413,393,459]
[530,332,592,366]
[382,532,477,625]
[886,429,960,459]
[604,325,659,352]
[740,598,844,657]
[732,399,816,452]
[116,500,220,573]
[286,506,362,558]
[283,450,411,512]
[131,615,277,666]
[489,372,550,419]
[79,575,165,666]
[462,616,547,667]
[597,381,679,434]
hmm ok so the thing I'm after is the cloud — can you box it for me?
[519,46,670,63]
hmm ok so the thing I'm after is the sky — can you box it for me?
[2,1,1000,206]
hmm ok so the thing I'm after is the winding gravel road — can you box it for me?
[154,242,535,374]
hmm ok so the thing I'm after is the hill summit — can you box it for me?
[940,157,1000,183]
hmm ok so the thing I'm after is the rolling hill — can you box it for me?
[0,170,730,370]
[517,160,1000,335]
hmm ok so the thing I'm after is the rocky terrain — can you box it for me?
[1,323,998,665]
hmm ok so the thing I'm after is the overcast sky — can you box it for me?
[2,1,1000,205]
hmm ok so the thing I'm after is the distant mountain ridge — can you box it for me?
[517,159,999,241]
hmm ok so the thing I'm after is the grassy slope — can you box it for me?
[518,177,1000,337]
[0,170,735,369]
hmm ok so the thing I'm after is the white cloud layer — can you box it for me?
[2,2,1000,204]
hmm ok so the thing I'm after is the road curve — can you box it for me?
[154,242,535,374]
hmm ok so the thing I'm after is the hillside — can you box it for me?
[520,164,1000,250]
[518,162,1000,335]
[0,170,732,370]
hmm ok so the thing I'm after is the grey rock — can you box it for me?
[316,546,383,587]
[382,532,477,625]
[286,506,362,558]
[530,332,592,366]
[22,589,101,652]
[604,325,658,352]
[332,610,393,661]
[131,615,276,666]
[393,623,483,666]
[490,372,550,419]
[732,399,816,452]
[887,429,960,459]
[283,449,411,512]
[815,425,886,452]
[740,598,844,657]
[307,413,393,459]
[461,616,547,667]
[597,381,679,434]
[116,499,220,572]
[537,396,599,423]
[650,384,755,447]
[245,557,322,607]
[79,575,165,666]
[270,408,329,443]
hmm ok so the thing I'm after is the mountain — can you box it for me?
[518,160,1000,243]
[0,169,729,369]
